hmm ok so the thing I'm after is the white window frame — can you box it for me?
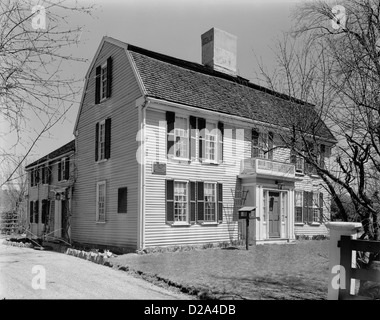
[173,180,189,224]
[204,182,217,222]
[173,116,189,160]
[204,122,218,163]
[295,190,303,224]
[97,120,106,161]
[96,181,106,223]
[100,62,108,101]
[295,156,304,174]
[312,192,320,224]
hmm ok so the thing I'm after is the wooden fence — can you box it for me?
[338,235,380,300]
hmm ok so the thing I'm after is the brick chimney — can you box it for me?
[201,28,237,76]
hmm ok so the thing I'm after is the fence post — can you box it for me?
[326,222,362,300]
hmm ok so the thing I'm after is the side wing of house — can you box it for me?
[71,40,142,250]
[26,143,75,239]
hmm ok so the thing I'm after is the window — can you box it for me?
[95,57,112,104]
[204,183,216,221]
[295,156,304,174]
[95,118,111,161]
[100,63,108,101]
[313,192,320,223]
[29,201,34,223]
[30,168,39,187]
[118,187,128,213]
[252,130,273,159]
[166,180,223,225]
[205,122,217,162]
[295,191,303,223]
[174,116,188,159]
[99,121,105,160]
[166,112,224,163]
[96,181,106,222]
[174,181,188,222]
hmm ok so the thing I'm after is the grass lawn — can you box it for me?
[109,240,330,300]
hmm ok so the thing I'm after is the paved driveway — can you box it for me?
[0,241,190,299]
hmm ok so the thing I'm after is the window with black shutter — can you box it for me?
[190,116,197,160]
[251,129,259,158]
[95,122,99,161]
[58,161,62,181]
[217,183,223,223]
[95,65,101,104]
[218,122,224,163]
[166,180,174,224]
[105,118,111,159]
[117,187,128,213]
[106,57,112,98]
[29,201,34,223]
[166,112,175,157]
[65,157,70,180]
[198,118,206,161]
[34,200,39,224]
[188,181,196,224]
[197,181,204,223]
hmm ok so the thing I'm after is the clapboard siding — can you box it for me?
[72,41,141,249]
[143,108,240,248]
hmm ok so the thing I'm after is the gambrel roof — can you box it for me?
[75,36,336,142]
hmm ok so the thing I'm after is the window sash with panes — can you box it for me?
[174,117,189,159]
[96,182,106,222]
[312,192,320,223]
[252,131,272,159]
[100,64,108,101]
[205,122,217,162]
[295,191,303,223]
[204,183,216,221]
[98,121,105,161]
[295,156,304,174]
[174,181,188,222]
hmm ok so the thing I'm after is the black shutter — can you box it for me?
[251,129,259,158]
[198,118,206,161]
[106,57,112,98]
[41,166,45,184]
[95,122,99,161]
[197,181,204,223]
[308,192,314,223]
[319,192,324,223]
[218,122,224,163]
[166,180,174,224]
[29,201,34,223]
[320,144,326,169]
[95,66,101,104]
[303,191,308,224]
[48,164,52,184]
[35,168,40,184]
[217,183,223,223]
[58,161,62,182]
[190,116,197,160]
[118,187,128,213]
[41,200,46,224]
[34,200,39,224]
[65,157,70,180]
[190,181,196,224]
[166,112,175,157]
[268,131,274,160]
[105,118,111,159]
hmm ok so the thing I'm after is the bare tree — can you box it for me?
[254,0,380,248]
[0,0,96,186]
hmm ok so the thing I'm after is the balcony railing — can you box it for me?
[240,158,295,179]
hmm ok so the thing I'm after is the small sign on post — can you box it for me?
[238,206,259,250]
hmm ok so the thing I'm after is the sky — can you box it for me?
[3,0,306,170]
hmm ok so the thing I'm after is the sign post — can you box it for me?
[238,207,259,250]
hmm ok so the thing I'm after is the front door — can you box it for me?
[268,192,281,238]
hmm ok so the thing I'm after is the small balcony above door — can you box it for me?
[239,158,296,180]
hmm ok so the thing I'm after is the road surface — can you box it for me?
[0,240,190,299]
